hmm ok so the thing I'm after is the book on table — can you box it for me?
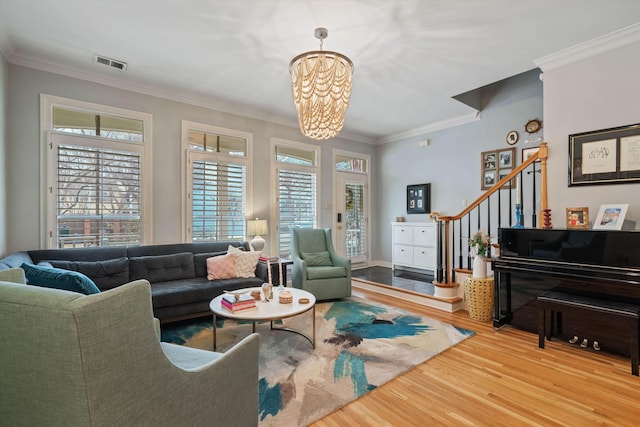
[221,293,257,312]
[259,255,280,263]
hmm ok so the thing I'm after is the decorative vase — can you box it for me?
[472,254,487,278]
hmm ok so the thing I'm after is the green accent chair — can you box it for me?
[0,279,260,427]
[291,228,351,301]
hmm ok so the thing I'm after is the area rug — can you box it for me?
[162,297,474,426]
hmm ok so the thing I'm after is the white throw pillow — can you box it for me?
[228,245,261,278]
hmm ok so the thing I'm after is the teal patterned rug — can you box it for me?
[162,297,474,426]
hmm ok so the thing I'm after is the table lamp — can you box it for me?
[247,218,268,251]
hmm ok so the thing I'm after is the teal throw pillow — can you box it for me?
[21,263,100,295]
[301,251,333,266]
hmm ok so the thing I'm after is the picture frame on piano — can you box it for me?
[566,207,589,229]
[593,204,629,230]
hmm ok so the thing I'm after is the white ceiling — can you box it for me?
[1,0,639,143]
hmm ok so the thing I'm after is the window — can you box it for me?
[183,122,252,242]
[273,140,319,258]
[42,95,152,248]
[335,154,367,173]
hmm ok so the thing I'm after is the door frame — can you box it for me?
[333,149,371,267]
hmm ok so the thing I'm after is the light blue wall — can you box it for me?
[4,65,376,254]
[373,71,543,263]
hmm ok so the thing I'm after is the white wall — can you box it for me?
[543,41,640,226]
[4,65,376,254]
[0,53,7,255]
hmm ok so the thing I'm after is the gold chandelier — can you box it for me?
[289,28,353,140]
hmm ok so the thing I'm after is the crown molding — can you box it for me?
[7,52,375,145]
[377,111,481,145]
[534,23,640,71]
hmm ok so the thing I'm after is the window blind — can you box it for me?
[57,144,141,247]
[278,169,317,257]
[192,159,246,241]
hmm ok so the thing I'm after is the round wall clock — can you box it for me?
[506,130,519,145]
[524,119,542,134]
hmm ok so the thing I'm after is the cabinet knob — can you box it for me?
[421,230,425,233]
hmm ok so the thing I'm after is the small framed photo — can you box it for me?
[484,170,496,187]
[522,146,540,162]
[593,204,629,230]
[499,151,513,168]
[406,183,430,214]
[566,207,589,229]
[498,169,513,189]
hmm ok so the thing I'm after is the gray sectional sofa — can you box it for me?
[0,241,269,323]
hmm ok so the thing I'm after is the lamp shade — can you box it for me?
[247,219,268,237]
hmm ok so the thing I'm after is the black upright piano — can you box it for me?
[493,227,640,355]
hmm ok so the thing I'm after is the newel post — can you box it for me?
[537,142,549,228]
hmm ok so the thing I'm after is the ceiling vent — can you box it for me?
[93,54,127,71]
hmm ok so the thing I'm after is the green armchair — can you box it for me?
[291,228,351,301]
[0,279,260,427]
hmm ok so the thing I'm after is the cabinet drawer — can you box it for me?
[393,226,413,245]
[393,244,413,265]
[414,247,436,269]
[413,226,435,246]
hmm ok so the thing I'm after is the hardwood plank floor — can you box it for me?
[311,287,640,427]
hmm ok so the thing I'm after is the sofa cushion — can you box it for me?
[21,263,100,295]
[306,266,347,280]
[0,267,26,284]
[301,251,333,266]
[0,251,33,269]
[48,257,129,291]
[151,276,263,309]
[207,253,236,280]
[227,246,261,278]
[129,252,195,283]
[194,251,227,277]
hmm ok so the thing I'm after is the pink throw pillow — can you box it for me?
[207,253,236,280]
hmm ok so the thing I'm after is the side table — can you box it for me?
[464,276,495,322]
[259,258,293,286]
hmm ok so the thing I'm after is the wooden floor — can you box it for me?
[311,287,640,427]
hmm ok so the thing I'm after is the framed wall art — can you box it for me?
[522,146,540,162]
[569,123,640,186]
[481,148,515,190]
[593,204,628,230]
[565,207,589,229]
[406,183,430,214]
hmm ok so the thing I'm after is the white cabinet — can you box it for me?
[391,222,438,273]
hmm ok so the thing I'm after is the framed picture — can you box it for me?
[522,146,540,162]
[565,207,589,229]
[481,148,515,190]
[569,123,640,186]
[406,183,430,214]
[593,204,628,230]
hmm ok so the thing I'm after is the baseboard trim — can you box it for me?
[352,278,463,313]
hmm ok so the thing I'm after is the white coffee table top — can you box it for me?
[210,287,316,321]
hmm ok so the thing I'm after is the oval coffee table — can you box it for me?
[210,287,316,350]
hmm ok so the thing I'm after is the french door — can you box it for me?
[335,172,368,265]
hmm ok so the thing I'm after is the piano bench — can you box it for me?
[537,291,640,376]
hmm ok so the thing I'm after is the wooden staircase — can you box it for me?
[432,143,549,308]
